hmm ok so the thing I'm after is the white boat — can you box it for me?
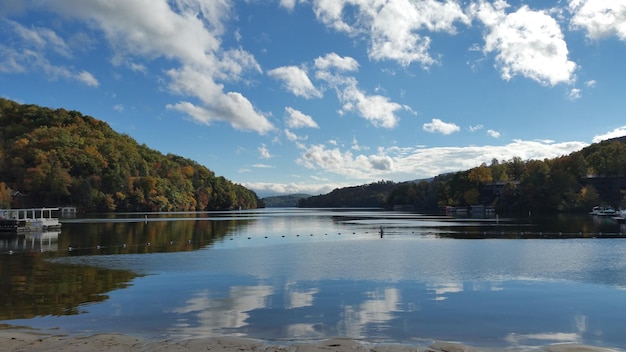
[0,208,61,233]
[590,206,617,216]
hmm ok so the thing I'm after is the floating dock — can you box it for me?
[0,208,62,233]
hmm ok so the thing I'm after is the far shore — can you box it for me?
[0,327,621,352]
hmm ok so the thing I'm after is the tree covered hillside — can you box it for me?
[298,137,626,213]
[0,98,259,211]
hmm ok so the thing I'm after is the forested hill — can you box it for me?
[298,137,626,213]
[0,98,259,211]
[298,181,397,208]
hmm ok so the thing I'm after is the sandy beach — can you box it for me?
[0,328,621,352]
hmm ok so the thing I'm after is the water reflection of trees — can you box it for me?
[59,218,249,255]
[0,252,136,320]
[0,218,254,321]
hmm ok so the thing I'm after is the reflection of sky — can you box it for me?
[31,210,626,349]
[169,285,273,338]
[286,285,318,309]
[342,287,400,338]
[504,315,588,349]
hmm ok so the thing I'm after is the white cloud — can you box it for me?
[258,144,271,159]
[592,126,626,143]
[470,1,577,86]
[279,0,297,12]
[297,144,352,171]
[312,0,469,67]
[253,163,274,168]
[569,0,626,40]
[166,65,273,134]
[369,0,470,67]
[166,97,273,134]
[351,136,369,151]
[369,154,394,171]
[77,70,99,87]
[268,66,322,99]
[36,0,274,134]
[308,52,372,135]
[0,20,99,87]
[469,124,484,132]
[293,139,588,187]
[423,118,460,135]
[242,181,339,196]
[585,79,596,88]
[568,88,582,100]
[285,107,319,129]
[487,129,501,138]
[7,20,71,57]
[284,129,298,142]
[339,81,403,128]
[393,139,587,179]
[315,71,404,128]
[245,138,590,196]
[314,52,359,72]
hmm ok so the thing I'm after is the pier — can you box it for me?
[0,208,62,233]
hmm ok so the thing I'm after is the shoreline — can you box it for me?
[0,328,621,352]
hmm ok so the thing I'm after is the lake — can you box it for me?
[1,208,626,350]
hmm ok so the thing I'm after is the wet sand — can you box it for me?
[0,329,621,352]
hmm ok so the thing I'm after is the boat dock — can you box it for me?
[0,208,62,233]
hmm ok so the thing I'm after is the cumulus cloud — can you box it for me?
[423,118,460,135]
[369,154,394,171]
[592,126,626,143]
[314,52,359,72]
[470,1,577,86]
[268,66,322,99]
[31,0,274,134]
[338,79,404,128]
[312,0,469,67]
[314,72,404,128]
[77,70,99,87]
[265,52,407,129]
[285,107,319,129]
[279,0,297,12]
[487,129,501,138]
[569,0,626,40]
[297,144,351,171]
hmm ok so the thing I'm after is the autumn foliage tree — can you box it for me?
[0,98,259,211]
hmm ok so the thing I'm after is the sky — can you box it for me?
[1,0,626,197]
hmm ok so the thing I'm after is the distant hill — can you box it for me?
[297,181,397,208]
[297,137,626,213]
[0,98,259,211]
[262,194,311,207]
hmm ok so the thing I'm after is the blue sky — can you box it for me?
[1,0,626,197]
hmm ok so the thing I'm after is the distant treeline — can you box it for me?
[262,194,311,207]
[299,137,626,213]
[0,98,260,211]
[298,181,397,208]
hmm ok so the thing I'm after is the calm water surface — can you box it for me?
[1,208,626,350]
